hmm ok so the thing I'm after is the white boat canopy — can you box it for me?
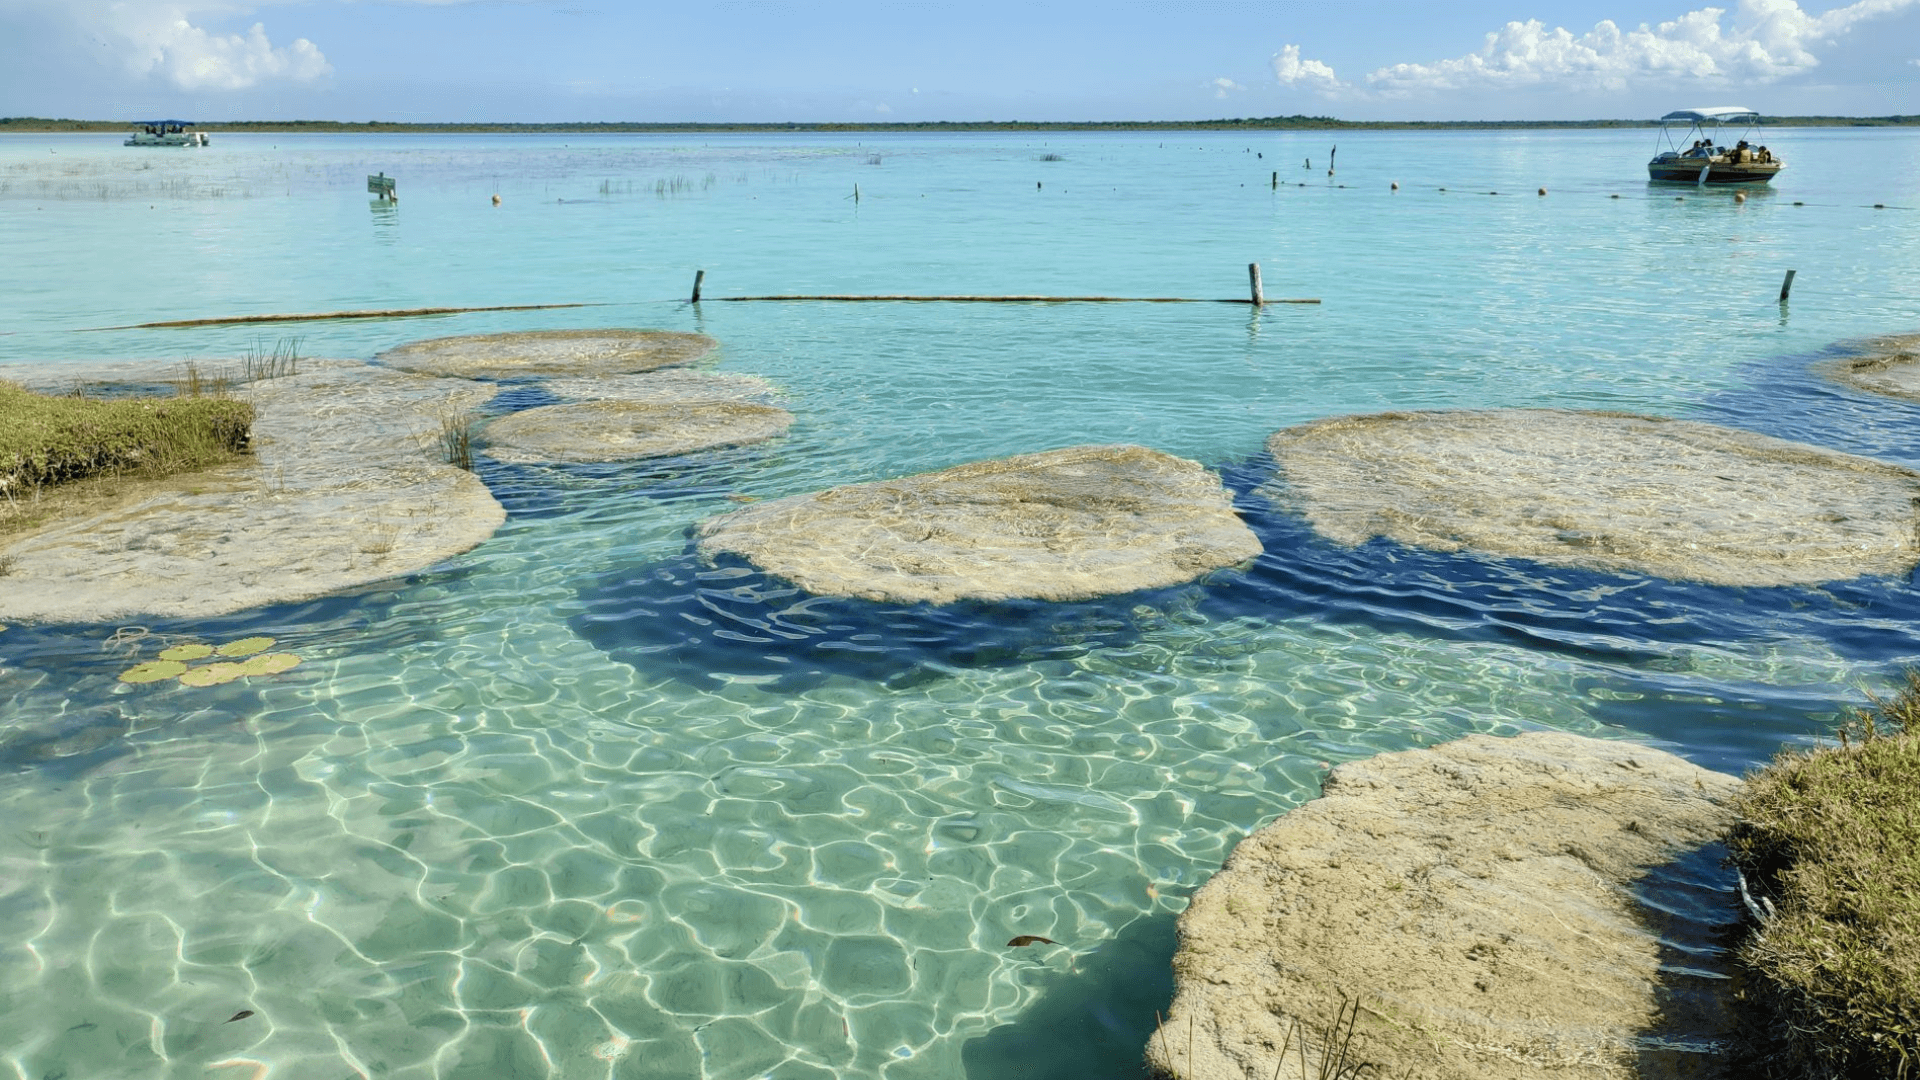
[1660,107,1759,122]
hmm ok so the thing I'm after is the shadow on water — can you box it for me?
[1630,840,1747,1079]
[1694,343,1920,469]
[571,548,1212,693]
[961,911,1178,1080]
[1214,456,1920,675]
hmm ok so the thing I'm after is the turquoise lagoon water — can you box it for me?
[2,127,1920,1079]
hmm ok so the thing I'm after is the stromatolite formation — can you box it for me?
[0,360,504,623]
[480,399,793,464]
[1821,333,1920,403]
[377,329,716,380]
[1147,731,1744,1080]
[1265,408,1920,587]
[696,444,1262,604]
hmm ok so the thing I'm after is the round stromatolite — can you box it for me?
[695,444,1263,604]
[1822,333,1920,403]
[377,329,716,380]
[1265,409,1920,587]
[1147,732,1744,1080]
[480,400,793,464]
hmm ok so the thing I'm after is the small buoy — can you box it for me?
[1676,196,1685,201]
[1538,187,1546,196]
[1794,201,1804,206]
[1875,203,1886,209]
[1489,191,1498,196]
[1037,181,1041,190]
[1610,194,1620,199]
[491,194,501,205]
[1734,191,1747,204]
[1390,181,1399,191]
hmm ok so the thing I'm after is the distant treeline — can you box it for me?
[4,114,1917,134]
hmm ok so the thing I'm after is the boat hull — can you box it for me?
[1647,160,1780,184]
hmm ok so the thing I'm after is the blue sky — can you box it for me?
[1,0,1915,122]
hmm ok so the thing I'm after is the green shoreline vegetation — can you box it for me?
[1730,676,1920,1079]
[3,114,1917,134]
[0,376,254,537]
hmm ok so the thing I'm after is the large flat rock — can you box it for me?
[1265,409,1920,587]
[480,399,793,464]
[377,329,716,380]
[696,444,1262,604]
[1146,731,1743,1080]
[0,361,503,624]
[1821,332,1920,403]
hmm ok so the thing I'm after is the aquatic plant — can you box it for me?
[236,652,300,676]
[118,660,187,684]
[438,407,476,471]
[1728,672,1920,1080]
[241,337,301,382]
[0,379,253,532]
[173,361,232,398]
[179,662,246,687]
[214,636,275,657]
[157,642,214,661]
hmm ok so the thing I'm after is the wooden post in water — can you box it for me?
[1248,263,1265,307]
[1779,269,1796,302]
[1271,171,1277,189]
[691,270,705,303]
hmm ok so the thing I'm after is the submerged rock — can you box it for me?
[696,444,1262,604]
[0,360,503,623]
[1147,731,1743,1080]
[480,400,793,464]
[543,369,780,405]
[1821,332,1920,403]
[1266,409,1920,587]
[377,328,716,380]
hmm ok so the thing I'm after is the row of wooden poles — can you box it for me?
[84,266,1799,332]
[686,265,1317,306]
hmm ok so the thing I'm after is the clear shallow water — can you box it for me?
[1,127,1918,1079]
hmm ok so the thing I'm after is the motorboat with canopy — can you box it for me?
[125,121,209,147]
[1647,107,1780,184]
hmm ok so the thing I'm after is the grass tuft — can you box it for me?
[1727,671,1920,1079]
[0,379,253,532]
[241,336,301,382]
[437,407,476,471]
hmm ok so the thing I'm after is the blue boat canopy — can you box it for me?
[134,120,195,126]
[1659,107,1758,122]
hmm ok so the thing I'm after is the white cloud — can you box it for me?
[1271,45,1344,93]
[1364,0,1919,95]
[1210,76,1244,99]
[9,1,331,90]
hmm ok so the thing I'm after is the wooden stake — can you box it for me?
[691,269,705,303]
[1271,171,1278,189]
[1248,263,1265,307]
[1779,269,1797,302]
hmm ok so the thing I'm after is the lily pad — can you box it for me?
[236,652,301,676]
[215,636,276,658]
[119,660,188,684]
[179,662,247,687]
[158,642,215,661]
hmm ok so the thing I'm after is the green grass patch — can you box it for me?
[0,379,253,528]
[1728,674,1920,1079]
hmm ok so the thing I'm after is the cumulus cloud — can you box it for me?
[1271,45,1344,92]
[11,1,331,90]
[1210,76,1244,98]
[1364,0,1918,95]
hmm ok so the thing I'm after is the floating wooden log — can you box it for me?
[82,302,602,331]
